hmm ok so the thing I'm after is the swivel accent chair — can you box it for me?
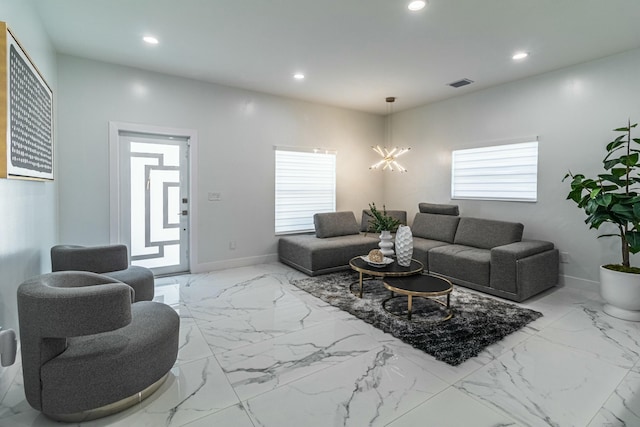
[17,271,179,421]
[51,244,154,301]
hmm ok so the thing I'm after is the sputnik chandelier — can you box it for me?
[370,97,410,172]
[370,146,410,172]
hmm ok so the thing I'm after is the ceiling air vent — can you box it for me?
[447,78,474,88]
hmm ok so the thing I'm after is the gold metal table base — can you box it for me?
[382,292,452,322]
[349,272,376,298]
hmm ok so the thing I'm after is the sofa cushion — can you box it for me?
[454,217,523,249]
[418,203,459,216]
[411,238,450,270]
[314,212,360,238]
[360,210,407,232]
[428,245,491,286]
[411,213,460,243]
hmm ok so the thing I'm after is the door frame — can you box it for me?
[109,121,198,273]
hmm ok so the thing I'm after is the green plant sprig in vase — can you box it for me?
[563,120,640,273]
[366,202,401,233]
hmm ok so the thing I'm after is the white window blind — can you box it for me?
[451,140,538,202]
[275,147,336,234]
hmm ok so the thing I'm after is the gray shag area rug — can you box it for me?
[291,271,542,366]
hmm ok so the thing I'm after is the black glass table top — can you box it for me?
[349,256,423,277]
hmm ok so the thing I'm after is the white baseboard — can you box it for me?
[191,253,279,273]
[560,274,599,293]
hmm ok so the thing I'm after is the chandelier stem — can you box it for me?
[369,96,409,172]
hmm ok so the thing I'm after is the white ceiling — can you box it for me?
[33,0,640,114]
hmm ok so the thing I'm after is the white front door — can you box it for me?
[118,131,190,276]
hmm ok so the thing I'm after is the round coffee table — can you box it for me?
[349,256,423,298]
[382,274,453,321]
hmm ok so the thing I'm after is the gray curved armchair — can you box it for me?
[17,271,180,421]
[51,244,154,301]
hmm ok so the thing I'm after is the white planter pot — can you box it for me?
[600,265,640,321]
[378,230,394,257]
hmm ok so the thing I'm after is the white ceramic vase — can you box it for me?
[395,225,413,267]
[378,230,394,257]
[600,265,640,321]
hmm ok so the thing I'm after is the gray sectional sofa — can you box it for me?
[278,203,559,302]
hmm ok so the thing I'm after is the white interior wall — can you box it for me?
[0,0,58,400]
[385,48,640,286]
[56,55,385,272]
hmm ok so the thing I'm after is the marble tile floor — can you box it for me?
[1,262,639,426]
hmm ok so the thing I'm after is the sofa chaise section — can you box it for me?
[278,211,380,276]
[279,233,379,276]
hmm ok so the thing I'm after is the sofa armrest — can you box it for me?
[491,240,554,260]
[490,240,556,295]
[18,271,133,338]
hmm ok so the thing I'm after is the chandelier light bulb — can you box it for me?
[370,146,410,172]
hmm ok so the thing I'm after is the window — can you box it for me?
[451,140,538,202]
[275,147,336,234]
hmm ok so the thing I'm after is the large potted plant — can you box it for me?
[366,203,401,257]
[564,120,640,320]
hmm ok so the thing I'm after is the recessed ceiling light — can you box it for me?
[143,36,159,45]
[408,1,427,11]
[512,52,529,60]
[293,73,305,80]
